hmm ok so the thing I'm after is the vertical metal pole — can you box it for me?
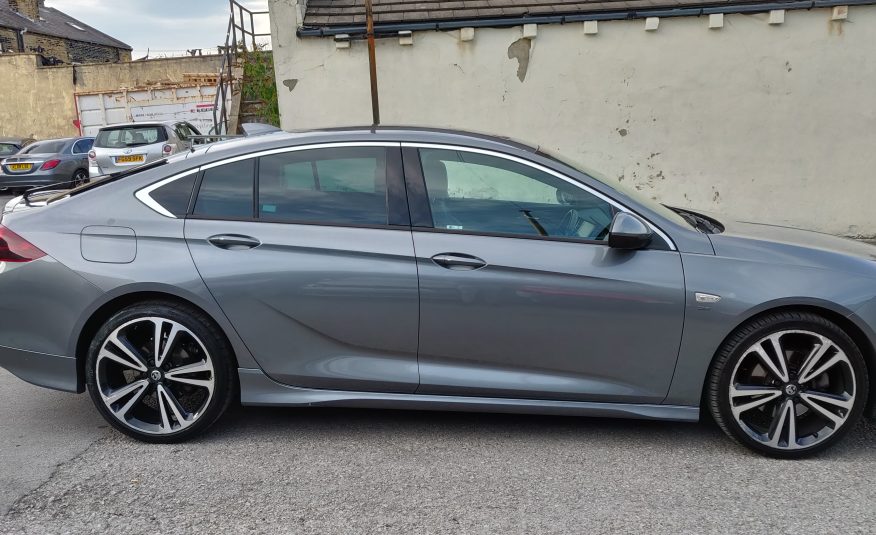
[365,0,380,126]
[250,10,257,50]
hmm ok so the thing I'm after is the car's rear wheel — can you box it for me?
[72,169,89,188]
[708,311,869,458]
[85,301,236,443]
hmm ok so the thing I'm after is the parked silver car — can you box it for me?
[0,127,873,458]
[89,121,201,177]
[0,137,93,192]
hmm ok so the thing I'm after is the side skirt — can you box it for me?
[238,368,700,422]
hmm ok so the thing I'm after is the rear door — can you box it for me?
[185,142,421,393]
[404,144,686,403]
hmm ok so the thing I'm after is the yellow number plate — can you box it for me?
[7,163,32,171]
[116,155,145,164]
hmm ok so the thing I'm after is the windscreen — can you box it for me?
[0,143,18,156]
[536,148,694,230]
[95,125,167,148]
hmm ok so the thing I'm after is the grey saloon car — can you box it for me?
[0,127,873,458]
[0,137,93,192]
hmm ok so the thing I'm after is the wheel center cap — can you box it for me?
[149,369,163,382]
[784,384,799,396]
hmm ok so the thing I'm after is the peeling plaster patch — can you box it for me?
[507,38,531,82]
[283,79,298,92]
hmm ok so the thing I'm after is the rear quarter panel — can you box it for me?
[2,167,260,370]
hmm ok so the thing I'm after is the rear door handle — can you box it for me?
[207,234,261,250]
[431,253,487,270]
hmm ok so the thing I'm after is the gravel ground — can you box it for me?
[1,368,875,535]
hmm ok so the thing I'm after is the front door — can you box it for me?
[406,146,686,403]
[185,143,420,393]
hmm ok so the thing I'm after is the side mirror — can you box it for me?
[608,212,653,250]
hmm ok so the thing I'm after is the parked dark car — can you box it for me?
[0,137,94,192]
[0,127,873,458]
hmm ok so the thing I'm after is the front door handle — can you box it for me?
[207,234,261,250]
[431,253,487,270]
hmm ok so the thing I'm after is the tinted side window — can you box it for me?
[150,173,197,217]
[73,139,93,154]
[193,160,255,218]
[258,147,388,225]
[419,148,615,241]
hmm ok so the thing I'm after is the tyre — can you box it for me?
[85,301,236,443]
[72,169,89,188]
[708,311,869,458]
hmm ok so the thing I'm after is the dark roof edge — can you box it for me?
[297,0,873,37]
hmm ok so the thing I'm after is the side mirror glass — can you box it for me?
[608,212,653,250]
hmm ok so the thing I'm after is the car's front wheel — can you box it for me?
[85,301,236,442]
[708,311,869,458]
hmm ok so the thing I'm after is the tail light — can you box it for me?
[0,225,46,263]
[162,144,174,155]
[88,150,96,160]
[40,159,61,170]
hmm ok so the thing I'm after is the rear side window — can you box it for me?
[258,147,388,225]
[72,139,93,154]
[193,160,254,219]
[0,144,17,156]
[149,173,197,217]
[95,126,167,148]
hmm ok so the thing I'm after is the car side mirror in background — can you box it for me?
[608,212,653,250]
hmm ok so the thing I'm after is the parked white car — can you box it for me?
[88,121,201,177]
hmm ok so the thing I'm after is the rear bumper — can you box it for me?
[0,173,67,189]
[0,344,79,393]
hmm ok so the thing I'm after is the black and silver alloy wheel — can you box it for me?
[72,169,89,188]
[709,312,869,458]
[86,302,235,442]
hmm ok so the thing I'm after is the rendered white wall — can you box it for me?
[269,2,876,237]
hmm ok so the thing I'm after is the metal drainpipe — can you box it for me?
[365,0,380,126]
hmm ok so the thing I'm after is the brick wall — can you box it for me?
[0,26,17,53]
[22,31,68,64]
[65,39,127,63]
[0,26,130,64]
[8,0,38,21]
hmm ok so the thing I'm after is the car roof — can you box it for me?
[97,121,179,129]
[29,137,77,145]
[199,126,541,160]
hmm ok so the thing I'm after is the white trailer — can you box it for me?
[75,84,232,137]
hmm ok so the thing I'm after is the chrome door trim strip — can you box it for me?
[135,142,402,218]
[199,141,402,170]
[401,142,678,251]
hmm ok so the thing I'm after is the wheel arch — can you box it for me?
[72,288,248,393]
[700,303,875,418]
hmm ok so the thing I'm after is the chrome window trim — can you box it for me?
[135,169,200,219]
[199,141,402,171]
[401,142,677,251]
[136,142,400,219]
